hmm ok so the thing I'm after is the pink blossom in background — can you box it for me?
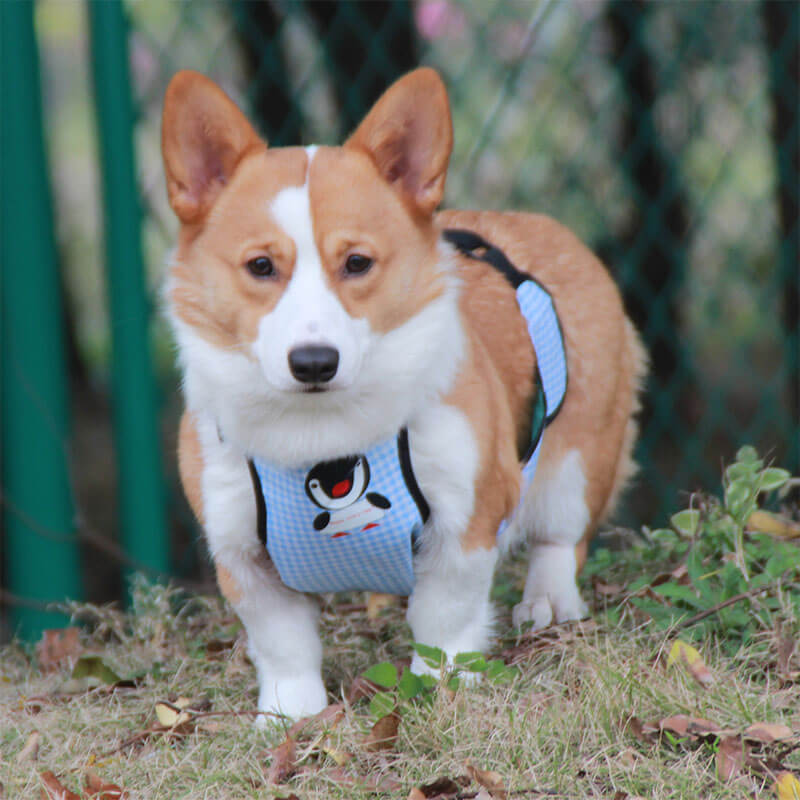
[415,0,467,41]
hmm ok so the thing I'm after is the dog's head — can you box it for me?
[163,69,463,460]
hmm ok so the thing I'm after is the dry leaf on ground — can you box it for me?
[40,771,81,800]
[716,735,745,781]
[667,639,714,687]
[288,702,345,739]
[408,776,467,798]
[267,736,297,785]
[774,771,800,800]
[465,760,508,800]
[364,711,400,752]
[154,701,193,730]
[744,722,794,743]
[36,629,82,673]
[366,592,399,620]
[84,769,127,799]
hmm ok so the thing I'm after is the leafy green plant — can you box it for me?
[587,446,799,643]
[361,644,518,719]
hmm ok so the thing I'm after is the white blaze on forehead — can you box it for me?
[254,146,370,391]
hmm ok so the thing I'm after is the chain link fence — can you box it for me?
[127,0,798,522]
[4,0,797,635]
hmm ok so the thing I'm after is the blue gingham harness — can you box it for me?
[248,229,567,596]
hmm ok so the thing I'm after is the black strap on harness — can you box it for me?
[442,228,529,288]
[442,227,549,464]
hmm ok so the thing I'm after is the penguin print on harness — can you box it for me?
[305,455,391,538]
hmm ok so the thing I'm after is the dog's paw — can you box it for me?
[256,672,328,725]
[553,593,589,624]
[512,592,589,631]
[511,596,553,630]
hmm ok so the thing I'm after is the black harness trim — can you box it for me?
[248,459,268,546]
[398,426,429,555]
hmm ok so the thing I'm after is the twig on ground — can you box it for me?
[676,586,768,629]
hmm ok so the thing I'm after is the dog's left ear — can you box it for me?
[346,68,453,215]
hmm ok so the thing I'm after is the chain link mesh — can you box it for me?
[129,0,798,524]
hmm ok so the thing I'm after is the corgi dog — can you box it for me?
[163,68,646,720]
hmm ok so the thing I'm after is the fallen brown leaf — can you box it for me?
[644,714,727,740]
[16,731,40,763]
[267,736,297,785]
[204,638,236,659]
[414,775,467,797]
[364,711,400,752]
[345,675,383,705]
[744,722,794,743]
[288,702,345,739]
[626,716,648,742]
[36,629,82,673]
[465,760,508,800]
[84,769,127,799]
[592,577,625,596]
[667,640,714,687]
[717,735,745,782]
[366,592,399,620]
[40,771,81,800]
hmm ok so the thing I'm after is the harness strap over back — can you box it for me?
[442,229,568,494]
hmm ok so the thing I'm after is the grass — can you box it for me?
[1,551,798,800]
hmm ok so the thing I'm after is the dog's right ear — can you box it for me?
[162,71,263,224]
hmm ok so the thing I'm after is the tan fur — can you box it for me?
[178,412,204,525]
[169,148,310,349]
[308,148,448,334]
[215,563,243,605]
[437,210,647,556]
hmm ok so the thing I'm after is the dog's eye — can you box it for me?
[245,256,275,278]
[344,254,373,275]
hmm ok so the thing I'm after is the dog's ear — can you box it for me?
[346,68,453,216]
[162,71,263,224]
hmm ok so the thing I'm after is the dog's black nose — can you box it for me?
[288,345,339,384]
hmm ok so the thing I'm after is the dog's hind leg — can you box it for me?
[510,448,592,629]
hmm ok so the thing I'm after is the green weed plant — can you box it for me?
[586,446,799,646]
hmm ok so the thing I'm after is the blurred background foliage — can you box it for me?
[15,0,799,607]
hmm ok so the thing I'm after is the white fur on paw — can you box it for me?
[410,654,440,679]
[512,592,589,631]
[512,596,553,630]
[552,593,589,624]
[257,673,328,723]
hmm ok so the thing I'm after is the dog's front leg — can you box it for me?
[407,544,498,676]
[405,403,498,675]
[183,413,328,721]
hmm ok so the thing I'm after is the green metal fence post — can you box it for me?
[87,0,170,583]
[1,0,83,637]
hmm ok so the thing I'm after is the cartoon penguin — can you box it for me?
[305,455,391,538]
